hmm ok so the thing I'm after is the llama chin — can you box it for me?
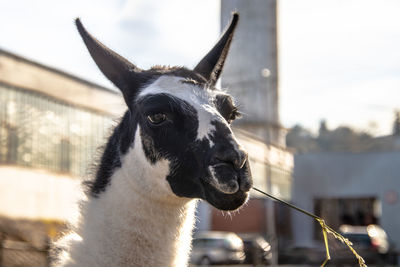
[52,12,252,267]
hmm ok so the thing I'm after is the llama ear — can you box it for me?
[194,12,239,86]
[75,18,143,105]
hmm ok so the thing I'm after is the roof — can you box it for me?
[0,49,125,116]
[293,150,400,198]
[0,48,114,93]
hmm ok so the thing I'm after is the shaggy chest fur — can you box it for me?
[54,133,197,267]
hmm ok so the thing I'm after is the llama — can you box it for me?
[52,13,252,267]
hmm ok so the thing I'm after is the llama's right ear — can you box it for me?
[194,13,239,86]
[75,18,143,106]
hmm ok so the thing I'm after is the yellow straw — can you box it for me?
[252,187,367,267]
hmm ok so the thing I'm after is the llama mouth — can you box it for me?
[200,164,252,211]
[207,161,252,193]
[202,182,249,211]
[205,165,240,194]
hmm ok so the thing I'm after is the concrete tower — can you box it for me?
[221,0,285,146]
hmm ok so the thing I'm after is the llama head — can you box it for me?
[76,13,252,211]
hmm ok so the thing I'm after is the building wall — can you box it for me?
[212,198,267,233]
[0,50,122,264]
[0,51,120,229]
[0,166,82,221]
[292,152,400,249]
[235,129,293,200]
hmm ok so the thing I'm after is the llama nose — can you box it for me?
[211,146,248,170]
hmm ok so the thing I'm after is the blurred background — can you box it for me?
[0,0,399,266]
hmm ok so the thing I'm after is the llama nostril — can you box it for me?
[235,150,248,170]
[211,148,248,170]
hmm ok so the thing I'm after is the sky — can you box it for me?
[279,0,400,136]
[0,0,399,136]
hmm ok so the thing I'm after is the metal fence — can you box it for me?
[0,239,48,267]
[0,82,113,177]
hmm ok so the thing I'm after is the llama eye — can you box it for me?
[147,113,167,125]
[227,108,241,124]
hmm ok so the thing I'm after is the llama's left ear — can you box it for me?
[75,18,144,106]
[194,12,239,86]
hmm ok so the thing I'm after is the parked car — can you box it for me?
[333,224,395,265]
[280,225,397,266]
[239,234,272,265]
[190,231,245,265]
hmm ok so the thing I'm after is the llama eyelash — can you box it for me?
[229,106,242,121]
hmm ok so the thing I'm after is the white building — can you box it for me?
[292,151,400,249]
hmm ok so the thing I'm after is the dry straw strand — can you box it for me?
[252,187,367,267]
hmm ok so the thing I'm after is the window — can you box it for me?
[0,83,113,177]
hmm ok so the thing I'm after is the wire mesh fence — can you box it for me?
[0,239,48,267]
[0,82,113,178]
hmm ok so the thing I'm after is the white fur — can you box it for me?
[54,127,197,267]
[139,76,224,143]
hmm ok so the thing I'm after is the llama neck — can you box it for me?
[69,131,197,267]
[77,186,197,267]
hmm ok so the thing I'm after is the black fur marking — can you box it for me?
[89,111,138,197]
[136,93,199,164]
[136,94,215,199]
[88,73,204,197]
[166,138,210,199]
